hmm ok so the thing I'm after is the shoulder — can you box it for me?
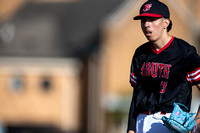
[173,37,196,50]
[134,42,151,56]
[173,37,197,54]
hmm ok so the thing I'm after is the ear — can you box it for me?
[163,19,170,29]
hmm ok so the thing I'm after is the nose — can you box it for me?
[142,20,150,28]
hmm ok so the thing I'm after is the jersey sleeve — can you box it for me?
[127,90,137,132]
[130,54,138,88]
[130,66,137,87]
[128,50,140,132]
[185,47,200,86]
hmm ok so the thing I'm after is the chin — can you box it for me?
[146,36,155,42]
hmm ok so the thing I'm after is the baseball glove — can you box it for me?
[161,103,199,133]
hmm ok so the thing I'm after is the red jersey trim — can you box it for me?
[130,72,137,86]
[186,67,200,83]
[150,36,174,55]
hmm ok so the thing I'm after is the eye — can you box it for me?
[141,19,146,23]
[150,18,156,21]
[150,18,159,21]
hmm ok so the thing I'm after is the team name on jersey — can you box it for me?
[141,62,172,79]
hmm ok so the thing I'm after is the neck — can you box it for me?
[152,34,172,51]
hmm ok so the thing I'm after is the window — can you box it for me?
[9,74,24,94]
[40,76,53,92]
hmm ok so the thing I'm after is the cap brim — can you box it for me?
[133,13,163,20]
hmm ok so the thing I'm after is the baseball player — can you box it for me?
[127,0,200,133]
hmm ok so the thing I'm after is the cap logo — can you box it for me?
[143,4,152,12]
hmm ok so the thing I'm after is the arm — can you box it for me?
[127,90,137,133]
[190,103,200,133]
[196,84,200,91]
[195,84,200,126]
[195,105,200,126]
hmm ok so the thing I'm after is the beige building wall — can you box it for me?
[0,57,81,132]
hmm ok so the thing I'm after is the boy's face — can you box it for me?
[140,17,168,42]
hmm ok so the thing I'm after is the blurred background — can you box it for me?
[0,0,199,133]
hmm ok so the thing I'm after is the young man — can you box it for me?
[127,0,200,133]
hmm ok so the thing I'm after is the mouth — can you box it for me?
[145,31,152,37]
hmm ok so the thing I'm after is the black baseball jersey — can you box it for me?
[127,37,200,131]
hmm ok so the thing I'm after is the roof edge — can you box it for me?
[102,0,144,29]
